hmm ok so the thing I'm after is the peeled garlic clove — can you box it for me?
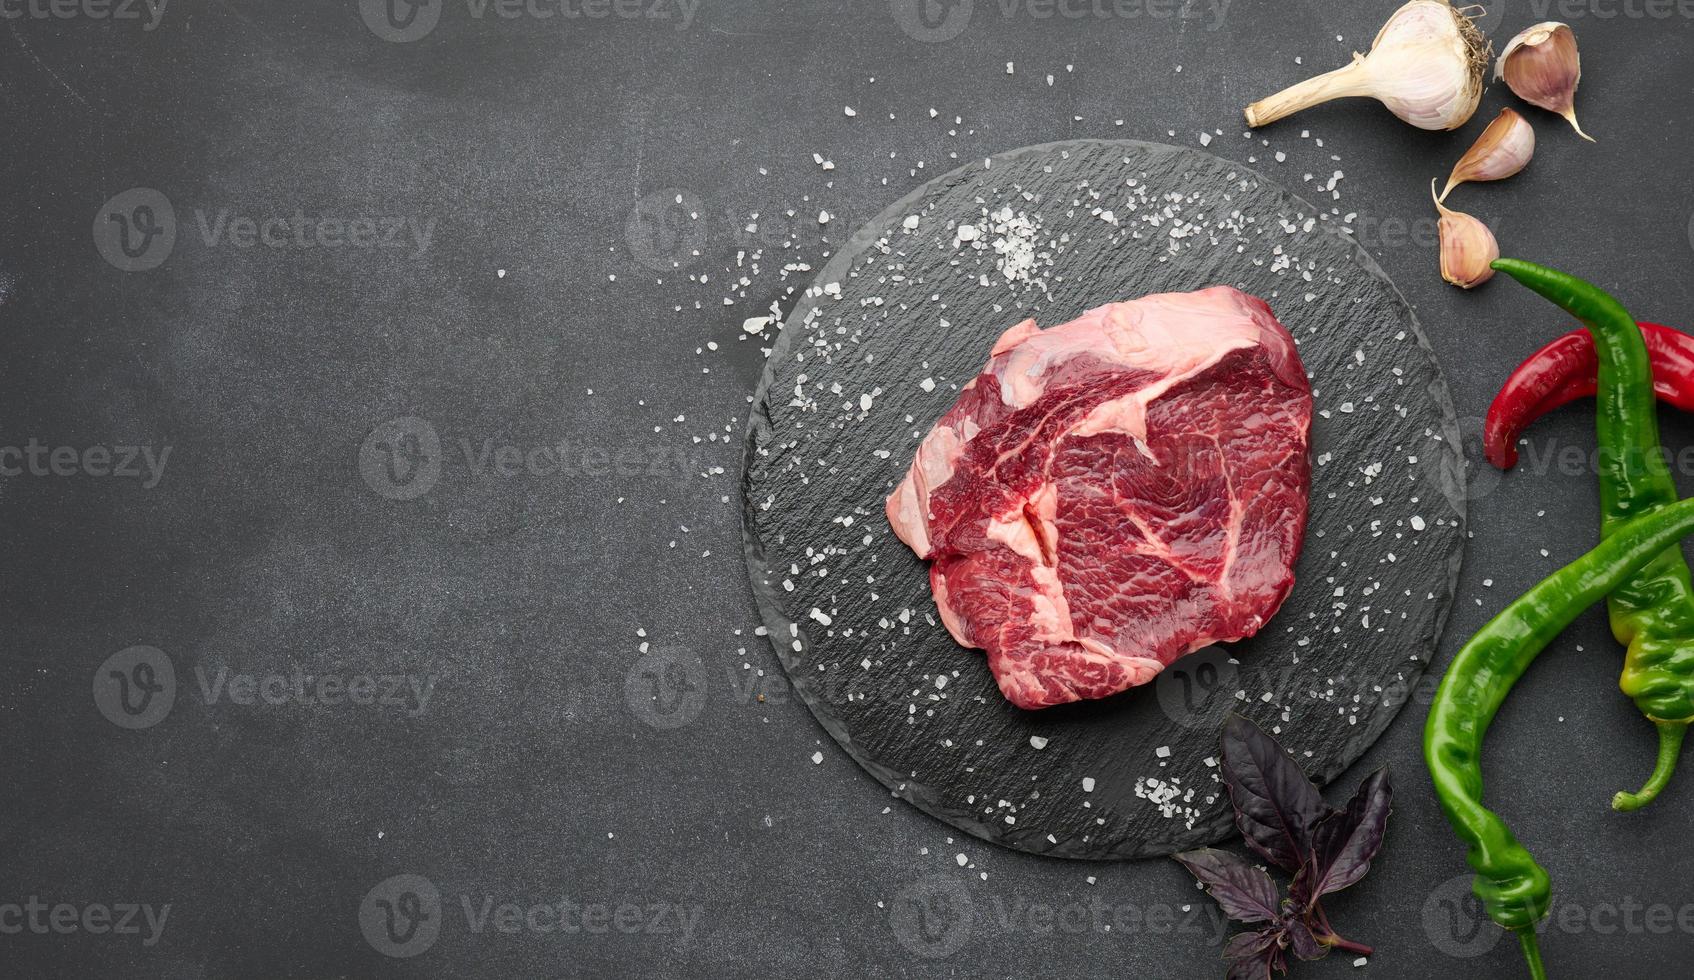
[1497,22,1594,142]
[1433,179,1498,288]
[1440,108,1536,202]
[1244,0,1488,132]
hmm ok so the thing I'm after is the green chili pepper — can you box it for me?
[1492,258,1694,810]
[1426,494,1694,980]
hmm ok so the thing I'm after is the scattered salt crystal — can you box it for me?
[1155,745,1172,758]
[1081,777,1095,792]
[1029,736,1049,750]
[811,751,823,764]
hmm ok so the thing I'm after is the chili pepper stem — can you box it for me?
[1613,721,1688,811]
[1518,929,1549,980]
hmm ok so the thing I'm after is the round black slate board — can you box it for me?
[740,139,1466,860]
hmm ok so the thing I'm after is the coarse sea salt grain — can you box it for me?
[1029,736,1049,750]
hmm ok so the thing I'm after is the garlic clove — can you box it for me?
[1244,0,1488,132]
[1440,108,1536,202]
[1432,179,1499,289]
[1497,22,1594,142]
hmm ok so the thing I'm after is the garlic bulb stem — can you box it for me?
[1244,58,1374,128]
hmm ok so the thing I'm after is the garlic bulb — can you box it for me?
[1244,0,1489,131]
[1440,108,1535,202]
[1497,22,1593,141]
[1433,180,1499,288]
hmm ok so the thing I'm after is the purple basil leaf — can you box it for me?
[1297,767,1392,902]
[1220,713,1331,873]
[1223,928,1280,960]
[1224,940,1280,980]
[1283,916,1327,961]
[1173,848,1281,924]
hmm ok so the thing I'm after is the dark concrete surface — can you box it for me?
[2,1,1692,977]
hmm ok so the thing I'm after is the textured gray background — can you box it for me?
[2,0,1692,977]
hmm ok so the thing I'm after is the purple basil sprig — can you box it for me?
[1174,713,1391,979]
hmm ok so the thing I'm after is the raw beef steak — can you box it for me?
[886,287,1313,709]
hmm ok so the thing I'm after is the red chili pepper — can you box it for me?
[1485,322,1694,469]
